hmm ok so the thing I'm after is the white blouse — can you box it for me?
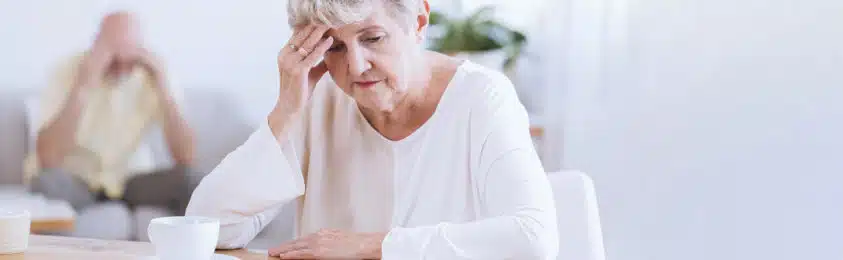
[185,61,559,259]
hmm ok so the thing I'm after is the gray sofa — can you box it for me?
[0,87,293,249]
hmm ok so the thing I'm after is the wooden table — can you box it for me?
[530,126,544,137]
[30,219,74,234]
[0,235,273,260]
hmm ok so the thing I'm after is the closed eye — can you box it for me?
[365,36,383,43]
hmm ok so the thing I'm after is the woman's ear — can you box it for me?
[415,0,431,43]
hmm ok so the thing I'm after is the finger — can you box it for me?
[277,248,315,259]
[279,26,318,67]
[286,25,317,52]
[268,239,309,256]
[299,25,331,52]
[299,36,333,68]
[287,25,312,47]
[308,60,328,85]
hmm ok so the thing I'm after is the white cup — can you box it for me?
[147,216,220,260]
[0,209,30,255]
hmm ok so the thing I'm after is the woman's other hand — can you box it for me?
[268,229,386,259]
[269,25,334,136]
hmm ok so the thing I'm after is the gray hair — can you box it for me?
[287,0,423,28]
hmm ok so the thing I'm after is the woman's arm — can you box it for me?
[381,150,558,259]
[268,118,557,259]
[185,120,306,249]
[265,147,557,260]
[188,25,328,249]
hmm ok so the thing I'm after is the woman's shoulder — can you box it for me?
[458,61,514,87]
[452,61,523,114]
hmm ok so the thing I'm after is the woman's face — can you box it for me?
[322,2,427,112]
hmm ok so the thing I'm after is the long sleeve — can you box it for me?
[185,121,306,249]
[381,71,559,259]
[382,150,559,259]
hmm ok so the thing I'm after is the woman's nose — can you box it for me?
[346,47,371,75]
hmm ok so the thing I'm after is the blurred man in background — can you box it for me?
[23,11,198,240]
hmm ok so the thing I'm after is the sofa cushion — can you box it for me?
[71,201,134,240]
[133,206,172,242]
[0,88,30,185]
[181,88,256,174]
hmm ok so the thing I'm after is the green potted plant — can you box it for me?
[428,6,527,71]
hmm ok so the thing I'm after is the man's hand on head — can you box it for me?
[75,46,113,91]
[136,48,160,72]
[135,48,170,92]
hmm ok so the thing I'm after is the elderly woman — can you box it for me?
[185,0,558,259]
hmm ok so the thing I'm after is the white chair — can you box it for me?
[547,170,607,260]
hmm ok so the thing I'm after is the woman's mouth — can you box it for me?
[354,80,381,88]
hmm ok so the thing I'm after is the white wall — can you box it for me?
[4,0,842,259]
[558,0,843,259]
[0,0,291,121]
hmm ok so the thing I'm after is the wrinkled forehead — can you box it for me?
[324,16,387,38]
